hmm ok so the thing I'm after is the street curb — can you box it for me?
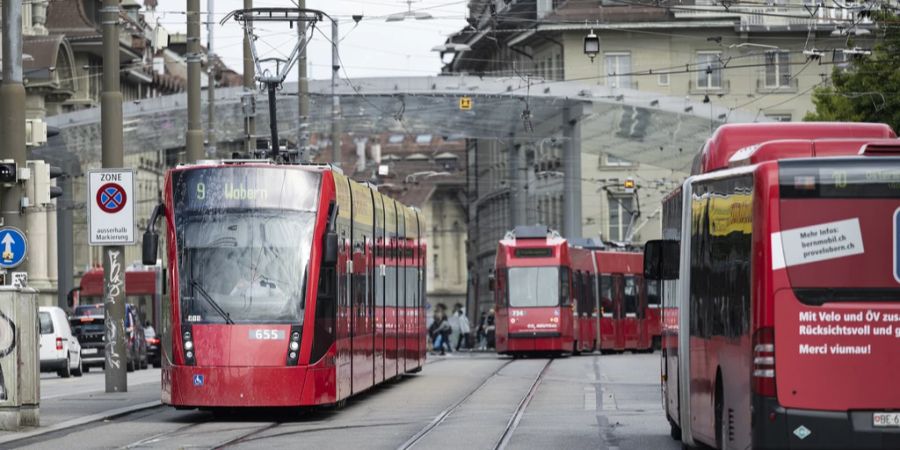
[0,400,162,445]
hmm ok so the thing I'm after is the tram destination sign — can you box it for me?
[514,248,553,258]
[88,169,135,246]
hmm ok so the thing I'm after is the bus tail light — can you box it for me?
[56,337,63,351]
[752,327,776,397]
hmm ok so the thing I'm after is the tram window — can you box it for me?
[560,268,570,306]
[508,267,560,308]
[647,279,660,307]
[624,276,639,316]
[599,275,613,314]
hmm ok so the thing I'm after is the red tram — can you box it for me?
[595,250,651,353]
[492,226,649,356]
[493,226,575,355]
[142,161,426,409]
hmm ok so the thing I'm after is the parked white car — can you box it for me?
[39,306,83,378]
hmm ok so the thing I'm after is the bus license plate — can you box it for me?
[873,412,900,427]
[82,348,98,355]
[249,329,285,340]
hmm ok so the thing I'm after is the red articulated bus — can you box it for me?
[493,226,577,356]
[648,122,900,449]
[143,161,426,409]
[594,250,651,353]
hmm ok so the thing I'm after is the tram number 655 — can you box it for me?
[250,329,285,340]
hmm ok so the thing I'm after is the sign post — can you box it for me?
[88,169,133,392]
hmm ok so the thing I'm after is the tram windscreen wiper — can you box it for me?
[189,280,235,324]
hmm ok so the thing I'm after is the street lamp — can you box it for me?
[387,0,433,22]
[583,30,600,62]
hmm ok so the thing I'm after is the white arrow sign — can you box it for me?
[1,233,14,261]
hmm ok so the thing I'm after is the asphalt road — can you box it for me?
[15,352,678,450]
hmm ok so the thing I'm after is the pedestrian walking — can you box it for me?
[455,304,471,351]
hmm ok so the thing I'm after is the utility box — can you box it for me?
[25,120,48,148]
[0,288,40,430]
[26,161,52,206]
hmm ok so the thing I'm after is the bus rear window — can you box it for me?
[778,159,900,303]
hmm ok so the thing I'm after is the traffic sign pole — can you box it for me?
[101,0,127,393]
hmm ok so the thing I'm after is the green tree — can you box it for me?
[805,16,900,130]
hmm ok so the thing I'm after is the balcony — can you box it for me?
[757,77,799,94]
[689,79,730,95]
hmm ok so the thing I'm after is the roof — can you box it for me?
[20,35,75,90]
[47,0,100,39]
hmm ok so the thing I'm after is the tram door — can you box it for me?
[613,274,626,350]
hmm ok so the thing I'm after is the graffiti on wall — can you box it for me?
[0,311,17,401]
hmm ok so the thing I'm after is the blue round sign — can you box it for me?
[0,227,27,269]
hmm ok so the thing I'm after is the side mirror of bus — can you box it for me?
[142,203,165,266]
[644,239,680,280]
[142,231,159,266]
[324,232,339,266]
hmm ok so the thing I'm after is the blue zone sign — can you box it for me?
[0,227,27,269]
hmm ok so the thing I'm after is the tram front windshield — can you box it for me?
[508,267,559,307]
[173,167,321,324]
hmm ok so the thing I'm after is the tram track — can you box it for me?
[493,358,553,450]
[398,357,553,450]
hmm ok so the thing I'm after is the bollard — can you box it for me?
[0,287,40,430]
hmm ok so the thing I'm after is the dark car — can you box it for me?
[70,303,149,372]
[144,323,161,368]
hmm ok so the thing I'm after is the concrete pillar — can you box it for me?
[562,105,583,240]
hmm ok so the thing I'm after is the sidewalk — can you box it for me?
[0,371,162,445]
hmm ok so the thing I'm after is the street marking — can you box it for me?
[584,386,597,411]
[602,391,617,411]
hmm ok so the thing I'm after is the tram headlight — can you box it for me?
[292,331,300,341]
[183,331,191,341]
[184,340,194,350]
[289,352,297,359]
[290,341,300,351]
[186,351,194,359]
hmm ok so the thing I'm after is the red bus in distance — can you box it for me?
[648,123,900,449]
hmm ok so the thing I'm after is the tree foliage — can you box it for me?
[805,16,900,130]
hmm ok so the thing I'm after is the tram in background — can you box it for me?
[142,161,426,409]
[595,250,650,353]
[77,265,164,329]
[646,122,900,449]
[493,226,575,356]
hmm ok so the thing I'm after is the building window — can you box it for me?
[433,254,439,279]
[555,53,563,80]
[765,113,792,122]
[604,154,633,167]
[697,52,723,89]
[765,51,791,88]
[658,73,670,86]
[608,195,635,241]
[605,53,632,89]
[833,50,850,71]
